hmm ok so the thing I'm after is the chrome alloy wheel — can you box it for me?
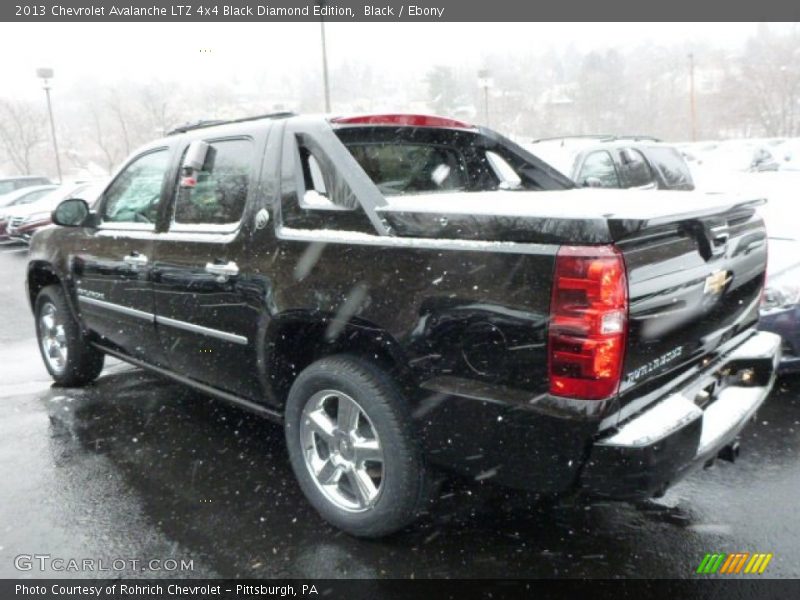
[39,301,68,375]
[300,389,385,512]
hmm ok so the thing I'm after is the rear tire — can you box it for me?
[285,355,431,537]
[35,284,104,387]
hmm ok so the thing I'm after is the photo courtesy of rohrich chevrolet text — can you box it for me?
[1,1,799,598]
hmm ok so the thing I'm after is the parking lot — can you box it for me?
[1,245,799,580]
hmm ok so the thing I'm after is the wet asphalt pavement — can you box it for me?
[1,246,800,580]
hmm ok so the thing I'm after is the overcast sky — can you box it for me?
[0,22,783,99]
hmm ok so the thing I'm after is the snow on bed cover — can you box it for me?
[376,188,762,221]
[278,226,541,249]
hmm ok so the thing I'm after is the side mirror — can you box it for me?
[183,140,212,171]
[52,198,92,227]
[180,140,216,188]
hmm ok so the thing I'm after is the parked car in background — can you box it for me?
[526,136,695,190]
[6,182,99,243]
[760,236,800,375]
[0,175,52,196]
[689,140,780,173]
[0,184,58,208]
[773,139,800,171]
[0,184,59,240]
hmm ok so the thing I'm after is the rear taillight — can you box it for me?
[548,245,628,400]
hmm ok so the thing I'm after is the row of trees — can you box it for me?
[2,25,799,179]
[425,25,800,141]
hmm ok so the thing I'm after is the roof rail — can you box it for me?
[608,135,662,143]
[531,135,616,143]
[531,134,661,144]
[167,111,296,135]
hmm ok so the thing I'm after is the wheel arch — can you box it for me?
[26,261,80,322]
[262,311,418,408]
[27,261,60,308]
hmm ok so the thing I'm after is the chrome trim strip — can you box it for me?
[77,295,154,322]
[155,315,248,345]
[77,295,247,345]
[97,223,156,232]
[276,226,558,255]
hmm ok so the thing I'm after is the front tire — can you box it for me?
[35,284,104,386]
[285,355,430,537]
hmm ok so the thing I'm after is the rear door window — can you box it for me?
[646,146,695,189]
[577,151,620,188]
[173,138,252,226]
[619,148,655,188]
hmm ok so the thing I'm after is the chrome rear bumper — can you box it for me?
[581,331,781,498]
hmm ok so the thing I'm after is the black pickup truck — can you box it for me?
[27,113,781,537]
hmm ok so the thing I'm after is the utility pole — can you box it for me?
[36,67,62,183]
[477,69,492,126]
[317,1,331,113]
[688,53,697,142]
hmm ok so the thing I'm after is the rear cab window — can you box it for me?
[333,125,565,197]
[277,120,574,239]
[345,142,468,195]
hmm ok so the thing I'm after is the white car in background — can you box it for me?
[0,184,59,241]
[5,182,102,243]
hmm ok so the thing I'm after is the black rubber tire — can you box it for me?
[35,284,104,387]
[285,355,432,538]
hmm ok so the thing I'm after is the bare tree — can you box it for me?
[739,26,800,137]
[106,89,134,156]
[138,82,179,137]
[89,103,126,174]
[0,99,47,174]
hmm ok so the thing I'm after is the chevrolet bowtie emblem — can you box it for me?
[704,270,731,296]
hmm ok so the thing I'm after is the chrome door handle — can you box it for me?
[205,261,239,277]
[123,253,148,266]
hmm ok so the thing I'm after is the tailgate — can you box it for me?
[614,203,768,413]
